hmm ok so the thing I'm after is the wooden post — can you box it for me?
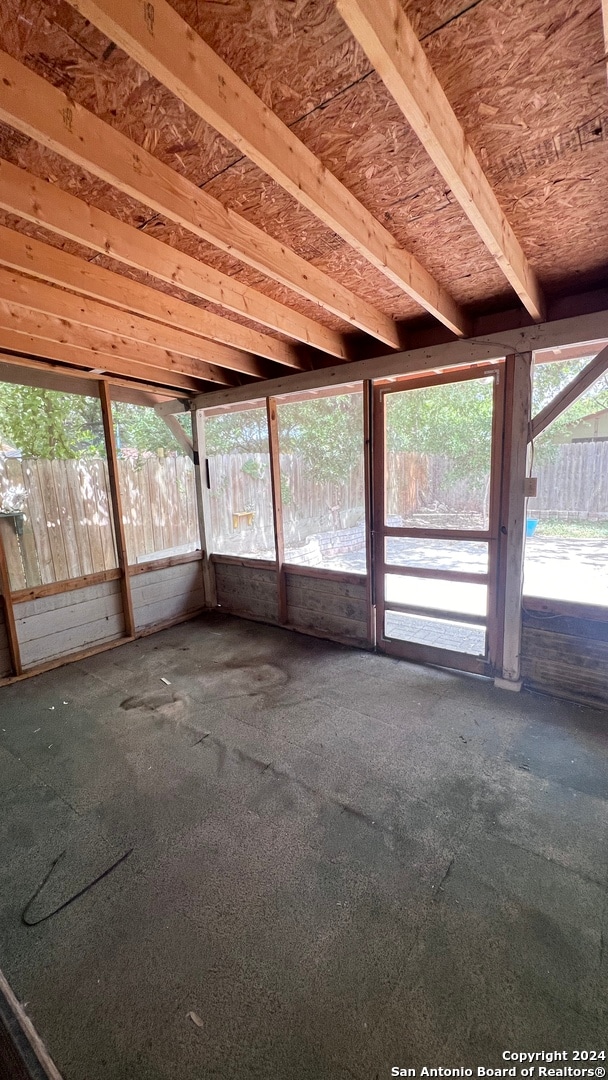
[266,396,287,624]
[363,379,375,647]
[495,353,532,688]
[0,519,22,675]
[99,380,135,638]
[371,383,386,646]
[191,405,217,608]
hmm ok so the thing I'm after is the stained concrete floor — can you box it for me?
[0,613,607,1079]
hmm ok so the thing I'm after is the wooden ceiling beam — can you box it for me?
[0,349,190,404]
[66,0,468,339]
[0,50,399,348]
[0,264,262,380]
[0,298,235,389]
[0,160,347,361]
[0,222,302,372]
[336,0,546,322]
[191,308,608,410]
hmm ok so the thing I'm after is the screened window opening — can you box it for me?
[276,386,366,572]
[524,346,608,607]
[385,376,495,531]
[0,381,117,590]
[204,405,275,560]
[114,404,199,566]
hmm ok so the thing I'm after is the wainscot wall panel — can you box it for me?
[285,569,369,646]
[15,578,125,669]
[131,561,206,631]
[213,560,279,625]
[521,605,608,710]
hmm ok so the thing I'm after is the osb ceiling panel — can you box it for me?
[0,0,606,342]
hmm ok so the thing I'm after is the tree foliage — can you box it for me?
[0,383,188,458]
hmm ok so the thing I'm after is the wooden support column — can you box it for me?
[191,406,217,608]
[266,397,287,624]
[99,380,135,638]
[495,353,532,688]
[0,520,22,675]
[363,379,375,647]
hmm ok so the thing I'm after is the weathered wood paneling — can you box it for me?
[214,560,279,625]
[521,608,608,710]
[0,605,11,677]
[285,569,369,645]
[131,561,205,631]
[15,578,125,668]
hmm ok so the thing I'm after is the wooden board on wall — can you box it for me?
[214,559,279,625]
[131,560,205,631]
[213,557,370,646]
[285,569,368,645]
[521,616,608,711]
[0,605,11,677]
[15,576,125,668]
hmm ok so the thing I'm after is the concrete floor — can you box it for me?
[0,613,607,1079]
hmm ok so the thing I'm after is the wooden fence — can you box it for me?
[207,452,366,557]
[533,441,608,518]
[0,454,198,590]
[2,442,606,590]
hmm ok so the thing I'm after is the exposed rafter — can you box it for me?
[0,324,203,393]
[0,159,346,360]
[336,0,546,322]
[0,223,303,372]
[0,50,400,347]
[66,0,468,339]
[0,295,237,389]
[0,264,265,379]
[0,348,190,404]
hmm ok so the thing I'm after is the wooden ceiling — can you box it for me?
[0,0,606,401]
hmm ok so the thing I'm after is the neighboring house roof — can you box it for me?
[559,408,608,443]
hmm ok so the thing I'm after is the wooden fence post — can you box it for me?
[496,353,532,688]
[266,397,287,624]
[99,380,135,638]
[192,406,217,608]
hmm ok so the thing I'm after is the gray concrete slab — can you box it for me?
[0,612,607,1079]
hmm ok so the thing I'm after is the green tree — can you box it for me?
[531,358,608,459]
[0,384,103,458]
[112,402,189,454]
[277,394,362,485]
[0,384,191,458]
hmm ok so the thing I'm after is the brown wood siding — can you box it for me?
[521,607,608,710]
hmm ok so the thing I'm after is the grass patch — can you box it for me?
[533,518,608,539]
